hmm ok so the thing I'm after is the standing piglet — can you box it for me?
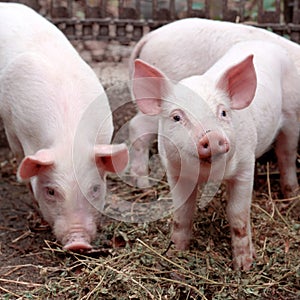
[0,3,128,250]
[132,41,300,270]
[129,18,300,195]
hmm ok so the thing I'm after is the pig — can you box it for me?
[129,18,300,193]
[132,40,300,270]
[0,3,129,250]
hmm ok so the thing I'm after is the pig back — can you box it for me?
[0,3,80,71]
[0,3,113,156]
[135,18,300,82]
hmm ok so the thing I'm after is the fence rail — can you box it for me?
[3,0,300,43]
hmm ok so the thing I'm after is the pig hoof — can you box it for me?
[283,185,299,199]
[174,241,190,251]
[130,175,150,188]
[232,254,254,271]
[171,235,191,251]
[136,176,151,188]
[232,246,256,271]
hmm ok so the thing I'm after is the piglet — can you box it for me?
[129,18,300,195]
[132,40,300,270]
[0,3,129,250]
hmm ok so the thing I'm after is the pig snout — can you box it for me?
[198,131,229,160]
[62,231,93,251]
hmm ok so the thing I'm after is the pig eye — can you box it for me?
[46,187,55,197]
[217,105,230,121]
[93,185,99,193]
[44,187,57,201]
[173,115,181,122]
[171,110,185,123]
[90,185,101,199]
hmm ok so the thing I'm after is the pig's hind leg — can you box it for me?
[129,112,158,188]
[275,114,299,198]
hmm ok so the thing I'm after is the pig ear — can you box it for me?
[133,59,170,115]
[18,149,55,181]
[95,144,129,173]
[216,55,257,110]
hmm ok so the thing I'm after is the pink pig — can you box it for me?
[129,18,300,194]
[0,3,129,250]
[132,40,300,270]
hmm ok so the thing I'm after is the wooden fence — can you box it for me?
[2,0,300,43]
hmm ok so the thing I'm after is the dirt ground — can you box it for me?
[0,41,299,299]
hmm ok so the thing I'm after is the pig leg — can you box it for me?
[275,118,299,198]
[226,168,256,271]
[129,112,158,188]
[170,177,198,250]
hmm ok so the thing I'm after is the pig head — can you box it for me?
[17,143,128,251]
[132,55,256,183]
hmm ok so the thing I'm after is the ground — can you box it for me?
[0,42,299,299]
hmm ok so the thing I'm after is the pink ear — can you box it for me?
[95,144,129,173]
[217,55,257,110]
[133,59,169,115]
[18,149,55,180]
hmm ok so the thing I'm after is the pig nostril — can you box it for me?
[218,140,224,146]
[203,143,209,149]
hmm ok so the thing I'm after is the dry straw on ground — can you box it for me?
[0,150,299,299]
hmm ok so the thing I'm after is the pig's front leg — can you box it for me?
[129,112,158,188]
[226,169,256,271]
[170,176,199,250]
